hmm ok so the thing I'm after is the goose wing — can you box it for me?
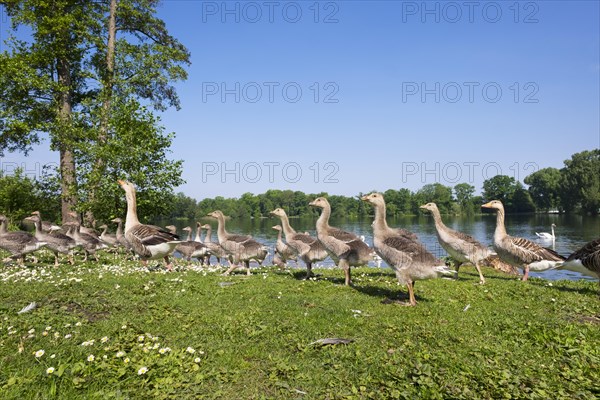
[380,236,440,266]
[289,233,317,255]
[131,224,179,246]
[506,236,565,263]
[566,238,600,273]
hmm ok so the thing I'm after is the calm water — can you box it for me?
[163,214,600,281]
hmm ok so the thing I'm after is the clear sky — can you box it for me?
[1,1,599,200]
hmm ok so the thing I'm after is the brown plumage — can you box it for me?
[482,200,565,281]
[25,213,77,266]
[309,197,372,286]
[0,214,47,264]
[270,208,327,278]
[201,224,228,265]
[98,224,118,247]
[111,217,132,250]
[362,193,454,306]
[420,202,492,284]
[272,224,297,269]
[118,180,180,270]
[64,222,106,262]
[207,210,268,275]
[168,226,209,262]
[562,238,600,295]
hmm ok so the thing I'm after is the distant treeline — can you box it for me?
[0,149,597,225]
[167,150,599,220]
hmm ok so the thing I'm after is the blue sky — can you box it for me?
[2,1,599,199]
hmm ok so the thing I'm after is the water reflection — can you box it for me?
[157,214,600,282]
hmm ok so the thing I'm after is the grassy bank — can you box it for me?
[1,257,599,399]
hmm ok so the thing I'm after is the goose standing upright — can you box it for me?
[420,202,492,284]
[111,217,132,250]
[0,214,47,264]
[201,224,228,266]
[309,197,372,286]
[169,226,209,262]
[25,212,77,266]
[270,208,328,279]
[362,193,454,306]
[98,224,118,248]
[272,224,297,269]
[118,180,181,270]
[207,210,268,275]
[482,200,565,281]
[64,221,106,262]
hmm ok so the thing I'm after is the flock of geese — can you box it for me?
[0,181,598,305]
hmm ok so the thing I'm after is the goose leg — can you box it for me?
[407,280,417,306]
[454,263,461,280]
[54,252,60,267]
[522,265,530,281]
[304,261,313,279]
[245,260,252,276]
[339,258,352,286]
[164,256,173,271]
[474,261,486,285]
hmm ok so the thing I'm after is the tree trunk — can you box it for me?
[57,57,78,225]
[85,0,117,226]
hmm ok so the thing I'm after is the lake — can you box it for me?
[162,214,600,281]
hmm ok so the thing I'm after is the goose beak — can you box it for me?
[481,202,493,208]
[360,195,369,201]
[117,180,125,186]
[419,205,427,209]
[308,200,317,207]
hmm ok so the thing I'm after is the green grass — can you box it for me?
[1,254,599,399]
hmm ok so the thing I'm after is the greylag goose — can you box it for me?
[207,210,268,275]
[272,224,297,269]
[309,197,372,286]
[420,202,492,284]
[195,222,203,243]
[201,223,228,265]
[270,208,328,278]
[111,217,131,250]
[169,226,209,262]
[98,224,118,247]
[482,200,565,281]
[562,238,600,294]
[535,224,556,241]
[118,180,181,270]
[0,214,47,264]
[65,222,106,262]
[24,213,77,266]
[362,193,454,306]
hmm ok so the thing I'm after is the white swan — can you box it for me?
[535,224,556,240]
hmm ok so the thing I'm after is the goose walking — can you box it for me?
[272,224,297,269]
[309,197,372,286]
[207,210,268,275]
[64,221,106,262]
[420,202,492,284]
[25,212,77,266]
[201,224,228,266]
[0,214,47,264]
[99,224,118,248]
[270,208,328,279]
[362,193,454,306]
[482,200,565,281]
[167,225,209,262]
[118,180,181,270]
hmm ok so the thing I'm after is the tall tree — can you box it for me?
[482,175,517,208]
[0,0,190,223]
[524,167,562,211]
[560,149,600,215]
[454,183,476,214]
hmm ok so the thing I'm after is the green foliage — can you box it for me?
[524,167,562,211]
[0,168,60,223]
[1,260,599,399]
[454,183,476,215]
[559,149,600,215]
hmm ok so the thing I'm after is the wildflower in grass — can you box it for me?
[186,347,196,354]
[42,331,48,336]
[50,354,56,359]
[116,351,126,358]
[115,284,120,289]
[65,334,72,339]
[75,322,82,327]
[138,335,145,342]
[138,366,148,375]
[87,354,95,362]
[64,323,71,328]
[124,357,130,364]
[28,328,35,334]
[46,367,55,374]
[54,332,60,338]
[35,349,45,358]
[121,325,127,330]
[45,326,52,331]
[194,357,201,363]
[101,336,109,343]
